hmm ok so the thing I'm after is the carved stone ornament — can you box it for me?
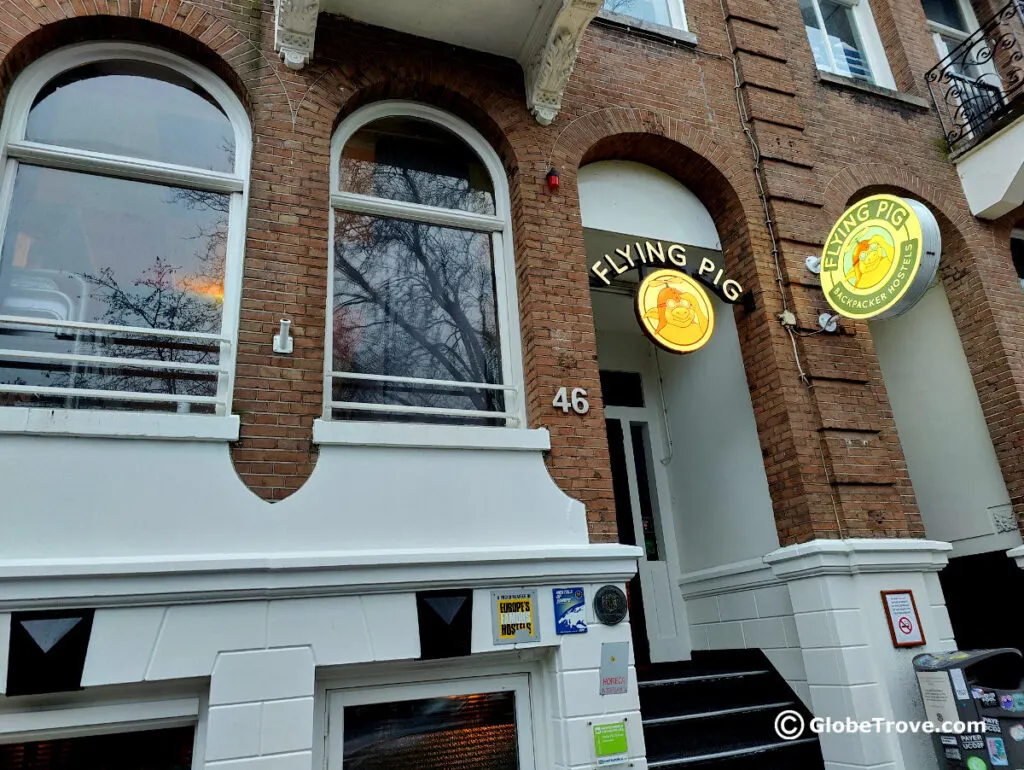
[275,0,320,70]
[991,504,1018,535]
[521,0,602,125]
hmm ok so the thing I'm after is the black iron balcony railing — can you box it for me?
[925,0,1024,154]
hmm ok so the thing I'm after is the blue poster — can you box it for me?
[554,587,588,635]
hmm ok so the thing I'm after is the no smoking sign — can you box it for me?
[882,591,925,648]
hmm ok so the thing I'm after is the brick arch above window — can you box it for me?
[0,3,268,116]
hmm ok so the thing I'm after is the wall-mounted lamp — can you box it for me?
[546,167,560,193]
[805,256,822,274]
[818,313,839,333]
[273,319,294,355]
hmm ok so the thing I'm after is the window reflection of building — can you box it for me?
[0,45,248,415]
[327,104,521,426]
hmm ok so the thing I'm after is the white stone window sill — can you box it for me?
[0,407,240,441]
[313,419,550,451]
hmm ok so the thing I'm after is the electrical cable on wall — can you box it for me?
[703,9,843,533]
[652,347,675,465]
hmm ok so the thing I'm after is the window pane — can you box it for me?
[603,0,674,26]
[819,0,873,81]
[0,165,228,410]
[922,0,968,31]
[800,0,833,70]
[343,692,518,769]
[631,422,661,561]
[27,61,235,173]
[1012,237,1024,290]
[340,117,495,214]
[332,211,503,421]
[0,726,194,770]
[600,370,644,408]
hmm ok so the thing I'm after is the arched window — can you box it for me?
[0,43,250,423]
[327,102,523,427]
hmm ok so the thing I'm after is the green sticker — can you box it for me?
[594,722,628,758]
[968,756,989,770]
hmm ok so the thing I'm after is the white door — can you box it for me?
[606,402,690,663]
[326,674,536,769]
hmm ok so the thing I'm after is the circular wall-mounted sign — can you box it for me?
[635,269,715,354]
[819,194,941,320]
[593,585,628,626]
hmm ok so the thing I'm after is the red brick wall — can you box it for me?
[1,0,1022,543]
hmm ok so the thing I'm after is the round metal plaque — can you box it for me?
[593,585,628,626]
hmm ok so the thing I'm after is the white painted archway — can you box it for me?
[581,161,779,662]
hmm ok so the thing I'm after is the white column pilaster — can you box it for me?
[765,538,955,770]
[204,646,316,769]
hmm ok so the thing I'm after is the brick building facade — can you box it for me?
[0,0,1022,768]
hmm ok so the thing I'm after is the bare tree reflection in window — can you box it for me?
[0,169,228,410]
[74,188,227,402]
[604,0,639,13]
[332,213,502,419]
[333,117,504,422]
[340,117,495,215]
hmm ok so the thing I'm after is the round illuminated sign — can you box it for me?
[820,194,941,320]
[635,269,715,354]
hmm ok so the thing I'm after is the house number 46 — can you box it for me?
[553,387,589,415]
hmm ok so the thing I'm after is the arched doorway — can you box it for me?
[580,160,779,664]
[870,210,1024,653]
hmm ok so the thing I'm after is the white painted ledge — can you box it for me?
[764,538,952,579]
[953,116,1024,219]
[313,419,550,451]
[0,544,642,610]
[1007,545,1024,569]
[678,556,782,599]
[0,408,240,441]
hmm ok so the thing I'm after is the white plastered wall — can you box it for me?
[0,583,641,770]
[871,282,1019,558]
[0,435,591,561]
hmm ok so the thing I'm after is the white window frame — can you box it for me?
[925,0,1003,146]
[323,100,526,433]
[925,0,980,53]
[0,42,250,440]
[325,673,536,770]
[602,0,689,32]
[804,0,897,89]
[926,0,997,84]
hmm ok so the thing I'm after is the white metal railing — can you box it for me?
[0,315,227,341]
[0,315,232,414]
[326,370,519,425]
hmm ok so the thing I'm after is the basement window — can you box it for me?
[0,726,195,770]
